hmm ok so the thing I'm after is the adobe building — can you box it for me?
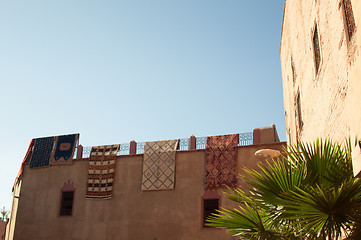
[280,0,361,175]
[1,220,6,240]
[5,125,285,240]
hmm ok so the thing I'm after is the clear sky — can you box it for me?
[0,1,286,211]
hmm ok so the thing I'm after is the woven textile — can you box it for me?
[86,144,119,199]
[205,134,239,190]
[29,137,55,168]
[141,139,179,191]
[49,134,79,165]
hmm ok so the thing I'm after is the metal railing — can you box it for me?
[136,142,145,155]
[80,132,253,158]
[82,146,92,158]
[239,132,253,146]
[196,137,207,150]
[178,138,189,151]
[118,143,130,155]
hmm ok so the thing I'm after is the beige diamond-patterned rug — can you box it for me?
[141,139,179,191]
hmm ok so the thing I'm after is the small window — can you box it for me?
[291,56,296,85]
[342,0,356,41]
[203,199,219,228]
[60,191,74,216]
[295,91,303,131]
[201,191,221,229]
[59,181,75,217]
[313,24,321,74]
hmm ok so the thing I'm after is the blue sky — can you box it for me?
[0,1,285,210]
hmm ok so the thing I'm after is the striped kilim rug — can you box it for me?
[86,144,120,199]
[141,139,179,191]
[204,134,239,190]
[29,136,55,169]
[49,134,79,165]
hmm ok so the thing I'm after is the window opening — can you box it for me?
[295,91,303,132]
[203,199,219,228]
[313,24,321,74]
[342,0,356,41]
[291,56,296,85]
[60,191,74,216]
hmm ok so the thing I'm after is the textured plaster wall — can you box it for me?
[281,0,360,148]
[10,142,285,240]
[5,181,21,240]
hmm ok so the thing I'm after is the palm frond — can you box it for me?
[289,139,353,187]
[207,203,290,239]
[209,138,361,239]
[282,179,361,239]
[243,158,305,205]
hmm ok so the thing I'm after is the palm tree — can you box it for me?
[207,139,361,239]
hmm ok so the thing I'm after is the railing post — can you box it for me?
[189,135,196,150]
[130,140,137,155]
[77,144,83,159]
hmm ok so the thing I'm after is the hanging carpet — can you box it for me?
[29,136,55,169]
[86,144,120,199]
[204,134,239,190]
[49,134,79,165]
[141,139,179,191]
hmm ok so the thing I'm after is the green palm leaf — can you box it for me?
[283,179,361,239]
[207,203,292,239]
[207,138,361,239]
